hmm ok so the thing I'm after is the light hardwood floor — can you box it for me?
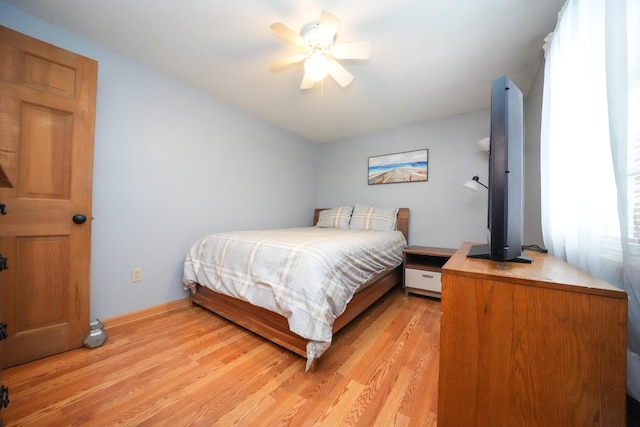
[3,286,441,426]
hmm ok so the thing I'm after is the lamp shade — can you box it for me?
[478,137,490,152]
[463,179,480,192]
[463,175,488,191]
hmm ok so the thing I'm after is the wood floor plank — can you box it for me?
[317,379,367,426]
[345,308,429,426]
[278,369,353,426]
[2,286,441,426]
[215,360,300,425]
[337,306,402,376]
[375,366,416,426]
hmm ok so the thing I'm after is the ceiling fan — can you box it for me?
[269,10,370,89]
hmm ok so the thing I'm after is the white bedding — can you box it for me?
[183,227,407,369]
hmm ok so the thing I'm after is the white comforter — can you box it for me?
[183,227,406,369]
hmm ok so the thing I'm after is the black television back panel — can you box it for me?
[468,76,531,263]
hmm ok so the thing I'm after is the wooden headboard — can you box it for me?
[313,208,410,243]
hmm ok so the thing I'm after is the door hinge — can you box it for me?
[0,323,6,341]
[0,254,7,272]
[0,385,8,409]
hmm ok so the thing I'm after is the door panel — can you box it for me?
[23,53,77,97]
[20,104,73,198]
[0,26,97,367]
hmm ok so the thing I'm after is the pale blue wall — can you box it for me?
[523,62,545,246]
[1,3,319,319]
[316,110,492,249]
[1,2,544,320]
[316,81,545,250]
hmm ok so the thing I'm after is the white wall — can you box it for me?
[1,4,319,319]
[317,111,492,249]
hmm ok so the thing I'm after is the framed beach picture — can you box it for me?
[368,149,428,185]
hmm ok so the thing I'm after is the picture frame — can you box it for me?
[368,149,428,185]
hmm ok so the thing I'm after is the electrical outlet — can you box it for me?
[131,268,142,282]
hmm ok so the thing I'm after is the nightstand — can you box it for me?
[403,246,456,298]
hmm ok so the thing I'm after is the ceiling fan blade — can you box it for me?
[332,40,370,60]
[318,10,341,43]
[327,60,354,87]
[300,73,315,90]
[269,54,307,71]
[270,23,305,46]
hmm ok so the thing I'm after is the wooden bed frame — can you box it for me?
[190,207,410,372]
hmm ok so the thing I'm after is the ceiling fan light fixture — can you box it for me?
[304,52,329,81]
[270,10,369,89]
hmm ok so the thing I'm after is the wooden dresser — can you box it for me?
[438,242,628,427]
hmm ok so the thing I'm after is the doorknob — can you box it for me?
[72,214,87,224]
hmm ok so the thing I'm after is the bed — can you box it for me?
[183,206,409,372]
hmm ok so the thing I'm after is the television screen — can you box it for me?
[467,76,531,263]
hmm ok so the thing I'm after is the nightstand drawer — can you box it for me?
[405,268,442,292]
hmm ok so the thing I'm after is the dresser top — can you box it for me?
[443,242,627,299]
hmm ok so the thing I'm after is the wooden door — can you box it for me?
[0,26,97,367]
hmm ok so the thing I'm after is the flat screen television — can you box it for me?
[467,76,532,263]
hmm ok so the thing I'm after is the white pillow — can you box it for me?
[349,204,398,231]
[316,206,353,229]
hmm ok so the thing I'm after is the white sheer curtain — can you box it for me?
[541,0,640,400]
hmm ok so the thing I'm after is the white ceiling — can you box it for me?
[4,0,565,143]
